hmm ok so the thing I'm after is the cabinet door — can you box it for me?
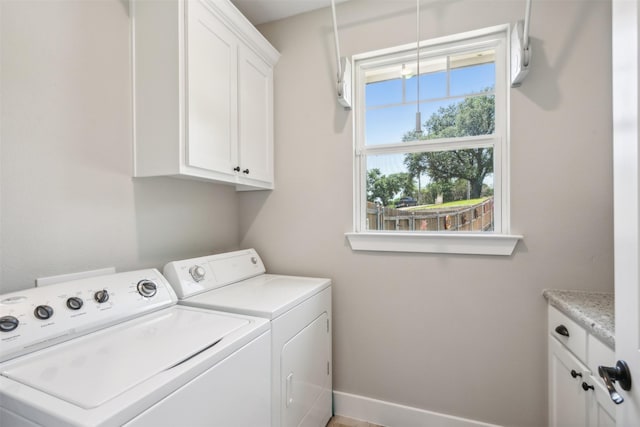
[549,336,588,427]
[186,0,238,176]
[586,378,616,427]
[238,45,274,185]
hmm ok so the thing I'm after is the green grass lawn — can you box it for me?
[404,197,489,211]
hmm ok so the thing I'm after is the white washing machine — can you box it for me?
[163,249,332,427]
[0,269,271,427]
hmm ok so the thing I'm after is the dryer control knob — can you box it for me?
[189,265,206,282]
[137,280,158,298]
[0,315,19,332]
[94,289,110,304]
[66,297,84,310]
[34,305,54,320]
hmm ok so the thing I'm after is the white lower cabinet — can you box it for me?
[548,306,616,427]
[132,0,279,190]
[586,375,616,427]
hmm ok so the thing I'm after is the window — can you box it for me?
[346,25,522,255]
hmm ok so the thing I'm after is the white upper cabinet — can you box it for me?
[132,0,279,190]
[238,44,274,185]
[186,0,238,177]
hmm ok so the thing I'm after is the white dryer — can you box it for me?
[163,249,332,427]
[0,269,271,427]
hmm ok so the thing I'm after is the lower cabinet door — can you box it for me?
[587,377,616,427]
[549,336,589,427]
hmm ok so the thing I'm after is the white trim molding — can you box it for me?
[333,391,503,427]
[345,232,522,256]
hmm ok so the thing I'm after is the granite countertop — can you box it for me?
[542,289,615,349]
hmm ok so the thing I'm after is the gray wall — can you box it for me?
[240,1,614,426]
[0,0,615,425]
[0,0,241,293]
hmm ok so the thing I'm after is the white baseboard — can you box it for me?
[333,391,502,427]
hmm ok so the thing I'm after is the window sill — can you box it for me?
[345,232,523,256]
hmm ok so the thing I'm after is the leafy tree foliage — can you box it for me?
[403,153,429,203]
[403,94,495,199]
[367,169,415,205]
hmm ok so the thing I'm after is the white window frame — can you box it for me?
[345,25,522,256]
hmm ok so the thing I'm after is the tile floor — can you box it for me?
[326,415,384,427]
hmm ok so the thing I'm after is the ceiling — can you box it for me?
[231,0,350,25]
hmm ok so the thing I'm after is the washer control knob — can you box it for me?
[94,289,110,304]
[34,305,54,320]
[189,265,206,282]
[0,315,19,332]
[137,280,158,298]
[66,297,84,310]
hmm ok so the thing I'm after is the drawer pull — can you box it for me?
[570,370,582,378]
[555,325,570,337]
[581,382,594,391]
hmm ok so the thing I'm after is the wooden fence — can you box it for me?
[366,197,494,232]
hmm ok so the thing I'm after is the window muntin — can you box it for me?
[353,28,508,238]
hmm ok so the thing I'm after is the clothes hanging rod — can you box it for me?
[331,0,342,81]
[331,0,352,108]
[523,0,532,64]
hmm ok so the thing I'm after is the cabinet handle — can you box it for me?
[242,168,250,174]
[598,360,632,405]
[554,325,570,337]
[581,382,594,391]
[233,166,241,172]
[570,369,582,378]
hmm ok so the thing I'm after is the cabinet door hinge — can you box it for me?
[327,318,330,333]
[327,361,330,375]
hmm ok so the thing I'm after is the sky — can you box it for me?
[364,62,495,180]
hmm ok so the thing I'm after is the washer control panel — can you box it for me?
[163,249,266,299]
[0,269,177,363]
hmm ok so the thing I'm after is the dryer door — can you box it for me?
[281,312,331,427]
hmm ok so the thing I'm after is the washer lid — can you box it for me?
[0,306,254,409]
[181,274,331,319]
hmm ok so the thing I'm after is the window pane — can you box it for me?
[366,148,494,232]
[405,71,447,102]
[366,94,494,145]
[365,104,417,145]
[366,78,403,107]
[364,49,496,146]
[449,49,495,96]
[422,95,495,138]
[450,62,495,96]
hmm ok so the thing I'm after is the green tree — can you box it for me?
[403,94,494,199]
[367,169,416,205]
[403,153,428,204]
[423,181,452,203]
